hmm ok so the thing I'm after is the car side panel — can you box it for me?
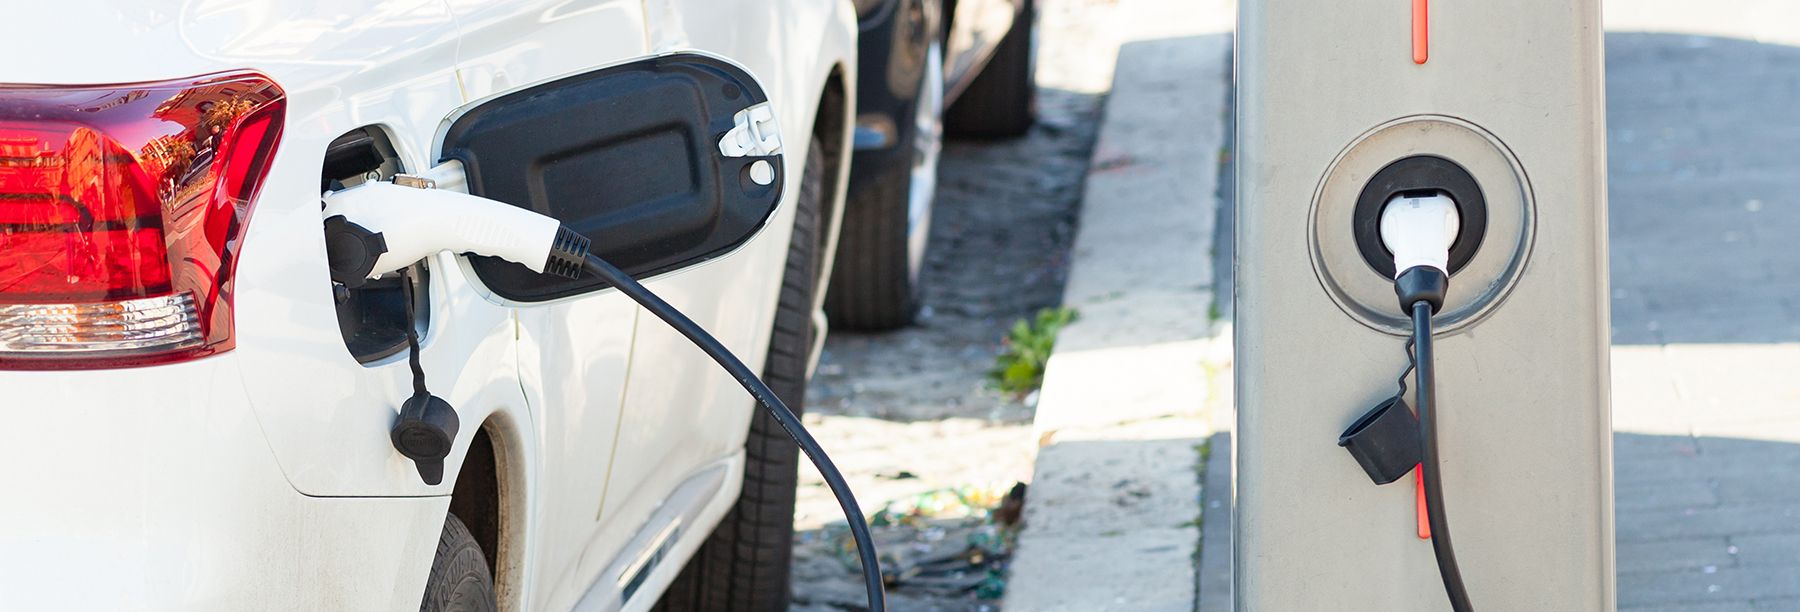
[437,1,651,610]
[602,0,856,593]
[0,357,451,611]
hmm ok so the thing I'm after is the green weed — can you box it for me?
[989,307,1078,396]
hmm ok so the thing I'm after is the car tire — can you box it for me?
[826,40,945,331]
[944,0,1037,138]
[419,512,497,612]
[656,137,825,611]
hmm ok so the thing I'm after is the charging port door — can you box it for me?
[440,53,785,303]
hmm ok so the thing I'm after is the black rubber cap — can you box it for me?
[1338,396,1422,486]
[323,215,388,289]
[1395,266,1449,315]
[391,393,460,485]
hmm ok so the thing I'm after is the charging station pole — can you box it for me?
[1235,0,1613,609]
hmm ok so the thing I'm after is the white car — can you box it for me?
[0,1,856,610]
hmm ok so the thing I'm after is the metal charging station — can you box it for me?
[1234,0,1613,609]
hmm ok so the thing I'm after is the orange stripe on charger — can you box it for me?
[1412,0,1429,64]
[1416,465,1431,539]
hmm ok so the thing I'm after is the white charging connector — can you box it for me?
[1378,191,1461,315]
[1379,191,1460,278]
[322,181,562,280]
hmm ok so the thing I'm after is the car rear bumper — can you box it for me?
[0,356,445,611]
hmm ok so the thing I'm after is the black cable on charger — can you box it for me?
[577,252,887,612]
[1409,294,1471,612]
[1379,189,1471,610]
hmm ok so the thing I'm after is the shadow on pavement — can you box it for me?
[1616,432,1800,609]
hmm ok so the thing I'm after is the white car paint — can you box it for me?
[0,0,856,609]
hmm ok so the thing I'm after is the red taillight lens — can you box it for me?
[0,73,284,369]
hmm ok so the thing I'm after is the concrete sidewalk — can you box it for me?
[1003,0,1234,609]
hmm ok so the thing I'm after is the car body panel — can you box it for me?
[0,0,855,608]
[438,2,648,607]
[581,452,743,612]
[591,4,856,606]
[0,356,450,611]
[6,0,522,499]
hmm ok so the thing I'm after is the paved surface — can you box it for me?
[1005,0,1232,607]
[1607,23,1800,610]
[788,1,1120,608]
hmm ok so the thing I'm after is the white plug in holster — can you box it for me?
[1379,191,1461,277]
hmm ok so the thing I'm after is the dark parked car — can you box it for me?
[827,0,1036,329]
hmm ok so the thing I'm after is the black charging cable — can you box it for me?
[1410,297,1470,612]
[1339,263,1473,611]
[577,251,887,612]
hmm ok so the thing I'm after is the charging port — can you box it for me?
[321,127,430,364]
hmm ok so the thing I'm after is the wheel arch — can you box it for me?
[811,62,856,315]
[448,411,530,612]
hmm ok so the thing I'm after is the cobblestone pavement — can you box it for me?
[788,1,1127,609]
[1609,29,1800,610]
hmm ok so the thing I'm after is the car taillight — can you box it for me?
[0,72,284,369]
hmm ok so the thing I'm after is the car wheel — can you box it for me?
[944,0,1037,137]
[826,39,945,330]
[657,137,825,611]
[419,512,497,612]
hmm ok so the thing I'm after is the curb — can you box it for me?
[1004,1,1234,608]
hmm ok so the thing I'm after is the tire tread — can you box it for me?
[420,513,497,612]
[824,167,919,330]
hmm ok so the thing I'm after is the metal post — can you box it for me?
[1234,0,1613,609]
